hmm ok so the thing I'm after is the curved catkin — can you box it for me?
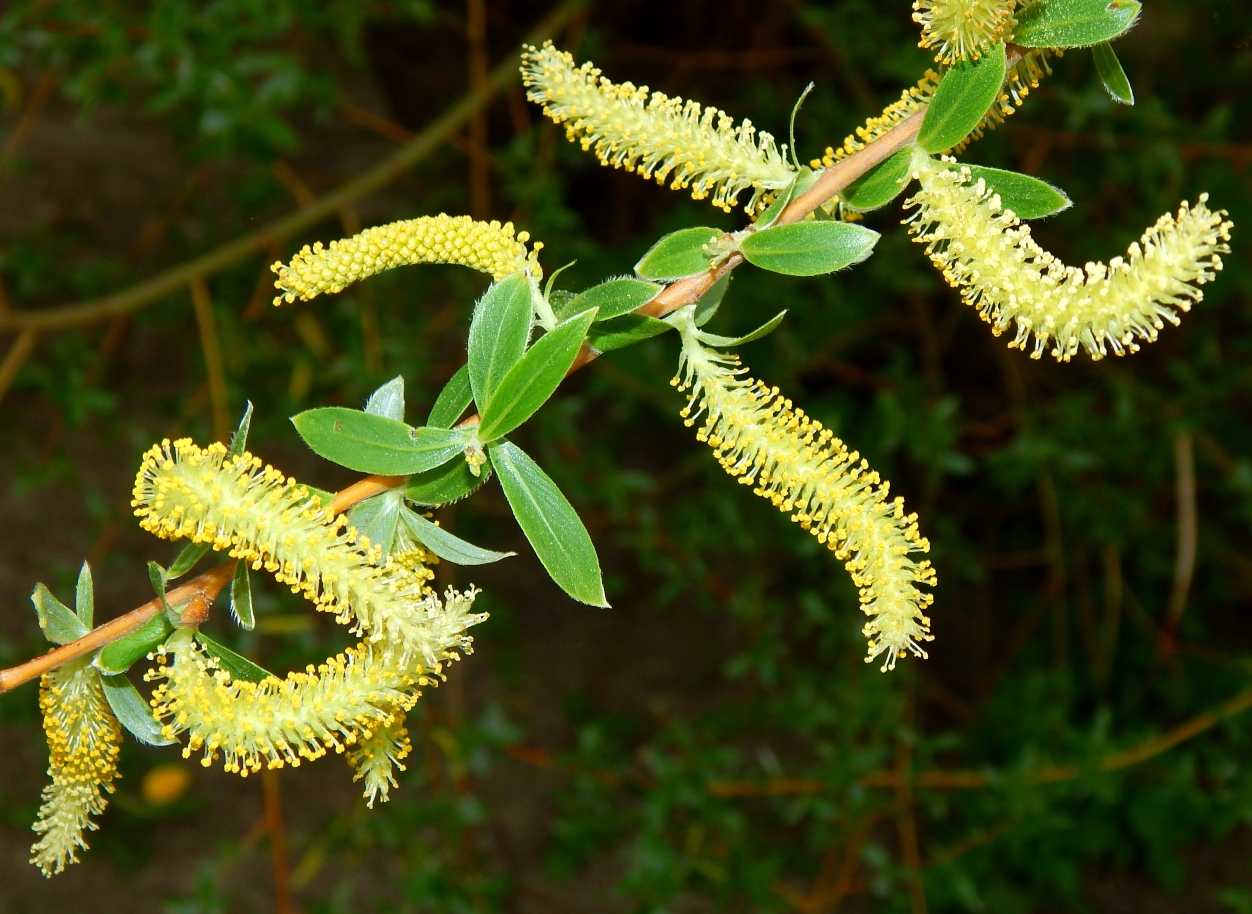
[148,630,436,778]
[348,717,412,807]
[272,214,543,306]
[131,439,484,664]
[673,320,935,670]
[521,41,795,214]
[914,0,1019,64]
[905,155,1234,361]
[30,659,122,876]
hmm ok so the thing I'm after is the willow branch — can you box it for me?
[0,2,579,334]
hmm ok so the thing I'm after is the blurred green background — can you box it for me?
[0,1,1250,912]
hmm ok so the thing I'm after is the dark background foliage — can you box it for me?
[1,1,1250,912]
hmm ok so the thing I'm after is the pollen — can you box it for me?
[272,214,542,306]
[521,42,795,215]
[913,0,1019,64]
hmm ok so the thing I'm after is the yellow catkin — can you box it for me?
[673,316,935,670]
[131,439,483,665]
[272,213,542,306]
[347,716,412,807]
[521,41,795,215]
[30,659,122,876]
[905,154,1234,361]
[914,0,1019,64]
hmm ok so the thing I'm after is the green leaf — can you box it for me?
[694,274,731,327]
[550,289,580,321]
[365,375,406,421]
[841,147,915,211]
[407,456,489,506]
[739,222,879,276]
[1092,41,1134,104]
[489,440,607,606]
[587,313,673,352]
[293,407,468,475]
[568,279,663,322]
[147,562,169,612]
[94,612,174,675]
[918,42,1007,153]
[400,508,514,565]
[478,309,598,442]
[349,487,406,557]
[230,561,255,631]
[635,227,722,281]
[226,401,254,459]
[167,542,211,580]
[428,364,473,429]
[75,561,94,629]
[196,632,273,683]
[754,177,798,229]
[954,164,1072,219]
[101,674,177,746]
[32,583,88,645]
[467,272,534,409]
[696,311,788,348]
[1013,0,1141,49]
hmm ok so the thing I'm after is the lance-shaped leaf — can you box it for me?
[293,407,469,475]
[94,612,174,675]
[167,542,211,580]
[226,401,254,459]
[635,227,723,281]
[196,632,272,683]
[568,278,663,322]
[349,487,407,557]
[101,673,177,746]
[428,364,473,429]
[1013,0,1141,49]
[1092,41,1134,105]
[740,222,879,276]
[75,561,94,629]
[230,561,255,631]
[365,375,406,421]
[32,583,88,645]
[841,147,915,211]
[489,440,607,607]
[467,272,534,408]
[588,313,673,352]
[694,274,731,327]
[400,508,514,565]
[953,164,1072,219]
[754,176,799,229]
[695,311,788,348]
[407,456,490,506]
[477,308,598,442]
[918,42,1007,153]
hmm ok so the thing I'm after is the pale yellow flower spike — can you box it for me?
[905,155,1234,361]
[672,314,935,671]
[348,716,412,807]
[272,214,543,306]
[30,658,122,877]
[521,41,796,215]
[914,0,1019,64]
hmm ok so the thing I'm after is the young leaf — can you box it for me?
[694,274,731,327]
[954,164,1072,219]
[365,375,406,421]
[1092,41,1134,105]
[226,401,254,460]
[477,309,598,442]
[196,632,273,683]
[1013,0,1141,49]
[488,440,607,607]
[695,311,788,348]
[75,561,94,629]
[230,561,255,631]
[467,272,534,409]
[754,177,798,229]
[739,222,879,276]
[348,487,406,557]
[407,456,489,506]
[587,313,673,352]
[635,227,722,281]
[167,542,211,580]
[101,674,177,746]
[841,147,915,211]
[917,42,1007,153]
[94,612,174,675]
[293,407,468,475]
[567,279,663,322]
[428,364,473,429]
[31,583,88,645]
[400,508,514,565]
